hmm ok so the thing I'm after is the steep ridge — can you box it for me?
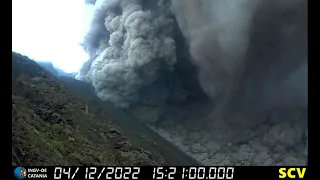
[57,72,202,166]
[12,52,200,166]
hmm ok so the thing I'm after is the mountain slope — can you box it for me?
[57,76,202,166]
[34,60,76,78]
[12,52,169,166]
[12,52,201,166]
[34,61,59,77]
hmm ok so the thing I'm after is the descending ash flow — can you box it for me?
[170,0,308,120]
[79,0,307,122]
[78,0,307,166]
[77,0,177,108]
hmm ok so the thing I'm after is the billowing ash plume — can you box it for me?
[77,0,177,108]
[79,0,307,122]
[170,0,308,120]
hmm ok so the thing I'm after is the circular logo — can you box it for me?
[14,167,27,179]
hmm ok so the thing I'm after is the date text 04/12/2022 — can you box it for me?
[54,167,140,179]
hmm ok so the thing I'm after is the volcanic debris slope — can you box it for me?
[12,52,169,166]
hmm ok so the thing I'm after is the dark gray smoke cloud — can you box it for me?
[170,0,308,120]
[77,0,177,108]
[79,0,307,122]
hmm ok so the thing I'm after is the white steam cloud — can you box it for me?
[77,0,176,108]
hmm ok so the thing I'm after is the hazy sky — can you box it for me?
[12,0,94,73]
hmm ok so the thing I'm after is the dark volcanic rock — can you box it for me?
[12,52,171,166]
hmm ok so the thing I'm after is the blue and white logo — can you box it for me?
[14,167,27,179]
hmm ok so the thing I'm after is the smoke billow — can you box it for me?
[77,0,307,165]
[77,0,177,108]
[170,0,308,120]
[79,0,307,120]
